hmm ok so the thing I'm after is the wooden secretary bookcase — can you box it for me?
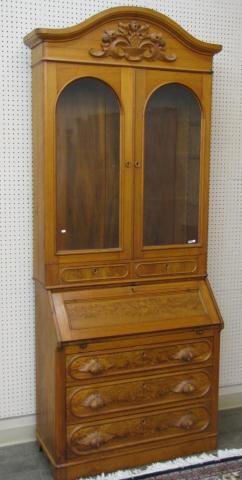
[24,7,223,480]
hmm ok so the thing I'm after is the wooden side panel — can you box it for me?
[35,282,65,461]
[32,62,45,283]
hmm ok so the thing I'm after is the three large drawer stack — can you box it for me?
[65,329,219,465]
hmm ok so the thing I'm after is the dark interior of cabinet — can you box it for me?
[143,84,201,247]
[56,77,120,251]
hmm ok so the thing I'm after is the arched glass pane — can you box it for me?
[143,84,201,246]
[56,78,120,251]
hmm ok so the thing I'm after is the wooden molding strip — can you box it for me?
[23,6,222,55]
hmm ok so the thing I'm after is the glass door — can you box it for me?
[56,78,120,251]
[134,70,207,260]
[53,66,133,263]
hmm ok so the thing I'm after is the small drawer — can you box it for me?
[66,339,213,383]
[135,259,198,278]
[66,369,211,422]
[60,264,129,284]
[67,403,211,458]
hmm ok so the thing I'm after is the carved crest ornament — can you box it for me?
[89,21,176,62]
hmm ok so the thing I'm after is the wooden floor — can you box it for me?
[0,408,242,480]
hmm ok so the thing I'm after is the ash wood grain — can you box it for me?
[32,63,45,283]
[67,404,210,457]
[51,280,222,342]
[35,283,66,461]
[66,369,211,422]
[25,7,223,479]
[23,6,222,56]
[66,338,212,383]
[37,432,217,479]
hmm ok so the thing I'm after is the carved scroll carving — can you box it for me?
[78,358,104,375]
[174,414,195,430]
[171,347,195,362]
[89,21,176,62]
[82,393,106,410]
[172,380,196,393]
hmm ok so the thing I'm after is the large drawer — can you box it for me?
[66,369,211,423]
[66,338,213,383]
[67,403,211,458]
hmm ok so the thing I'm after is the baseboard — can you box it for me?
[219,384,242,410]
[0,414,36,447]
[0,387,241,447]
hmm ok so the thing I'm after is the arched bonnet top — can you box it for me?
[24,6,222,72]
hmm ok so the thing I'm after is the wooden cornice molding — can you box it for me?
[23,6,222,56]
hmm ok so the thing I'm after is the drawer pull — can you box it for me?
[195,328,206,335]
[81,431,107,448]
[172,347,195,362]
[82,393,105,409]
[175,414,195,430]
[172,380,195,394]
[79,359,104,375]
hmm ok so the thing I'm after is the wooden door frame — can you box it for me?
[133,68,212,261]
[44,62,134,267]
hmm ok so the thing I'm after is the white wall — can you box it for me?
[1,0,242,439]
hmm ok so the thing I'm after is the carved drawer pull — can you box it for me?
[81,431,107,448]
[79,359,104,375]
[82,393,105,409]
[175,414,195,430]
[172,347,195,362]
[172,380,195,394]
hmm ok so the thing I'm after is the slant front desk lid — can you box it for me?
[51,280,222,343]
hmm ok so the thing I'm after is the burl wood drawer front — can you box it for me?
[66,370,211,422]
[66,339,213,383]
[60,264,129,284]
[134,259,198,278]
[67,404,210,458]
